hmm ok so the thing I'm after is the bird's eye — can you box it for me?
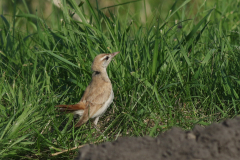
[105,56,109,60]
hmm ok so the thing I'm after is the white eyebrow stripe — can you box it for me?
[100,56,107,61]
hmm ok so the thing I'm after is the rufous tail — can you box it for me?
[55,103,85,113]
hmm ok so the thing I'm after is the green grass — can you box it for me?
[1,0,240,159]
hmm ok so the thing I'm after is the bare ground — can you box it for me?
[75,117,240,160]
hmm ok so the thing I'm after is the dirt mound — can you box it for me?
[75,117,240,160]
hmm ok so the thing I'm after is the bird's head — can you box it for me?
[91,51,120,72]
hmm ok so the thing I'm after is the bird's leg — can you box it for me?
[93,117,101,132]
[93,117,106,139]
[93,117,99,127]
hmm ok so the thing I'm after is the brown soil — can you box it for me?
[75,117,240,160]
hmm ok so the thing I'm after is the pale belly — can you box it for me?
[92,90,114,118]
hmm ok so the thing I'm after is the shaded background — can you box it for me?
[0,0,217,28]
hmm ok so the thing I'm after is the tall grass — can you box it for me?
[1,0,240,159]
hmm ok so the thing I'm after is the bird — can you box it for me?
[55,51,120,128]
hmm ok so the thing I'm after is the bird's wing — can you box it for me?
[83,81,112,105]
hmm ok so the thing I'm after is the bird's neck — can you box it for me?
[92,68,110,82]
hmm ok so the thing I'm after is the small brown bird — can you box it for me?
[55,51,120,128]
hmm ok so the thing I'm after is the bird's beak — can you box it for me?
[111,51,120,57]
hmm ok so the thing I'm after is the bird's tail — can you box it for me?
[55,103,85,113]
